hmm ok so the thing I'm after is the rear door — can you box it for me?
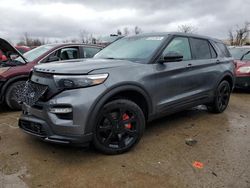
[189,37,220,96]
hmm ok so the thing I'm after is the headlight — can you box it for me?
[0,67,10,74]
[237,67,250,74]
[54,74,108,89]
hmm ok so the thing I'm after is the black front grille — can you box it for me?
[19,120,46,136]
[17,81,48,106]
[0,81,4,89]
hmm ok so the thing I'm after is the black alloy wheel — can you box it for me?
[207,80,231,113]
[93,99,145,154]
[5,81,26,110]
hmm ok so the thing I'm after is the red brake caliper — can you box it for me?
[122,114,132,129]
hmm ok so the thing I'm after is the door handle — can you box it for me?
[186,63,192,68]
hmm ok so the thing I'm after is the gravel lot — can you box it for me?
[0,92,249,188]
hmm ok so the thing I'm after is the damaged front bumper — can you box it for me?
[19,103,93,146]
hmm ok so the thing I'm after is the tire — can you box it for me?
[5,81,26,110]
[93,99,145,155]
[207,80,231,113]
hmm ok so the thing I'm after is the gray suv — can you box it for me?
[19,33,235,154]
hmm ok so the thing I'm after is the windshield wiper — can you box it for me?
[1,59,25,67]
[103,57,116,59]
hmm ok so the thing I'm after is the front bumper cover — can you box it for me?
[18,84,107,146]
[19,114,92,146]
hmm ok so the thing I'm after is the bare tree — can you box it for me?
[178,24,197,33]
[79,30,95,44]
[228,29,234,45]
[229,22,250,46]
[134,26,142,35]
[16,40,26,46]
[117,29,122,35]
[123,27,129,36]
[17,32,45,46]
[79,29,88,43]
[23,32,32,46]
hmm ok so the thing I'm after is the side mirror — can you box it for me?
[159,52,183,63]
[47,56,60,62]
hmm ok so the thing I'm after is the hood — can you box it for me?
[0,38,27,64]
[34,58,134,74]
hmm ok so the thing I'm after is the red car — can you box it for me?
[0,46,31,61]
[0,38,103,110]
[229,46,250,90]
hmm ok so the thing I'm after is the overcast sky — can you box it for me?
[0,0,249,43]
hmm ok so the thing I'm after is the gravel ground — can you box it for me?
[0,92,249,188]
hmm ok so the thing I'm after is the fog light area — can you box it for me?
[49,107,73,114]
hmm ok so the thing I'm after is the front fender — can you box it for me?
[84,83,153,133]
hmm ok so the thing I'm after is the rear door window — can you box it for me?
[209,44,217,58]
[190,38,212,59]
[43,47,80,63]
[163,37,191,60]
[59,47,79,60]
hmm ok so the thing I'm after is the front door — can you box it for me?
[153,36,199,113]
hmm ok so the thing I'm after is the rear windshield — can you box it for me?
[215,42,231,57]
[229,48,250,60]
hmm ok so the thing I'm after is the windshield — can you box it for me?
[229,48,250,60]
[94,36,166,62]
[15,44,56,63]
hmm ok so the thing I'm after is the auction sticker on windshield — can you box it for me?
[146,37,164,40]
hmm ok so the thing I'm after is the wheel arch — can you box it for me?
[218,72,235,91]
[1,75,28,99]
[85,83,153,133]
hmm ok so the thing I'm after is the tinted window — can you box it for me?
[216,42,231,57]
[44,47,79,62]
[190,38,211,59]
[84,47,101,58]
[163,37,191,60]
[60,48,79,60]
[209,44,217,58]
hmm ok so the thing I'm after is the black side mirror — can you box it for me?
[159,52,183,63]
[47,56,60,62]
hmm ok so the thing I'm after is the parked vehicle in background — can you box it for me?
[0,38,103,110]
[229,46,250,89]
[97,34,124,46]
[0,46,31,62]
[15,46,31,54]
[0,50,7,61]
[19,32,235,154]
